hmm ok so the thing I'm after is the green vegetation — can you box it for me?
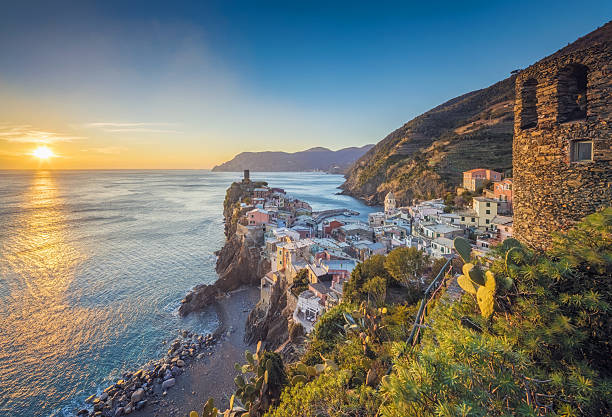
[290,269,310,297]
[192,209,611,416]
[384,247,430,290]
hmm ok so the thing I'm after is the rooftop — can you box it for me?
[433,237,455,248]
[422,223,462,234]
[492,215,513,226]
[473,196,499,203]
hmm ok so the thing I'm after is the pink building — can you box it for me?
[247,208,270,225]
[463,169,503,192]
[493,178,513,204]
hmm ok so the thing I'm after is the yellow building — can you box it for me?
[457,197,499,229]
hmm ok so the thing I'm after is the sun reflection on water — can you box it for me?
[0,171,110,412]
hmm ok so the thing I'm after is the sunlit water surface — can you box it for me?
[0,170,376,417]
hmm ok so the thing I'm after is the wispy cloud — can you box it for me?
[0,124,84,144]
[82,146,128,154]
[84,122,182,134]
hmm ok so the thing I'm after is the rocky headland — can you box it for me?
[178,180,271,317]
[178,233,269,317]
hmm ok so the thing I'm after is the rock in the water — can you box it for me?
[77,410,89,416]
[135,400,147,410]
[161,378,175,390]
[114,407,124,417]
[99,392,108,402]
[131,388,145,403]
[176,359,185,367]
[163,370,173,380]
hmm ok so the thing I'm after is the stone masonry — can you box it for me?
[513,22,612,250]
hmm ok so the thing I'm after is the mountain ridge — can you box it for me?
[212,144,374,174]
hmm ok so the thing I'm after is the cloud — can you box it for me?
[0,124,84,144]
[84,122,182,134]
[83,146,128,154]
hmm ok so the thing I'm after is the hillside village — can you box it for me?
[232,166,514,333]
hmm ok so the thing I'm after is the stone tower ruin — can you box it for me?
[513,22,612,250]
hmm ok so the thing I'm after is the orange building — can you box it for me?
[462,169,503,192]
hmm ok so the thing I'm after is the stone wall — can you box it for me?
[513,25,612,250]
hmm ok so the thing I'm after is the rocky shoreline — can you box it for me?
[178,231,269,317]
[75,180,278,417]
[76,329,218,417]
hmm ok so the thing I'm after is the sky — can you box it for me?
[1,1,610,169]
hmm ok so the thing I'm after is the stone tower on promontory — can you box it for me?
[513,22,612,250]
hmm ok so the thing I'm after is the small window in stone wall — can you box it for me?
[520,78,539,130]
[557,64,588,123]
[570,140,593,162]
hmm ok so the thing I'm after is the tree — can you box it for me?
[291,269,310,297]
[384,247,429,289]
[362,276,387,307]
[430,257,448,280]
[344,255,390,303]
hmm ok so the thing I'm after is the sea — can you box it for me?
[0,170,377,417]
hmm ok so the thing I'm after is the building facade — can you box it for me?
[513,27,612,249]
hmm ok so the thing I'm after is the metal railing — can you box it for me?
[406,256,454,346]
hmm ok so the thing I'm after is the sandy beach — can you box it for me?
[132,286,260,417]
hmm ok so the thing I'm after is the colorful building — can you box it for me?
[462,169,503,192]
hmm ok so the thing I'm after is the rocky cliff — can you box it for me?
[212,145,374,174]
[341,76,517,205]
[178,182,270,317]
[244,278,306,360]
[179,233,270,316]
[244,278,289,349]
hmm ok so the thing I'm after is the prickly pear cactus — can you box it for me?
[232,341,286,416]
[453,236,472,262]
[457,264,478,295]
[476,271,496,318]
[457,259,498,318]
[191,398,219,417]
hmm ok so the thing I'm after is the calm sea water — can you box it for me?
[0,170,376,417]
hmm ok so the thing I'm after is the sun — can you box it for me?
[31,146,55,160]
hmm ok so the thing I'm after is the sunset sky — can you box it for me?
[1,1,611,169]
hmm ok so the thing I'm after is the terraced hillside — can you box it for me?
[341,76,517,205]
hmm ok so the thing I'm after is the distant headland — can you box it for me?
[211,145,374,174]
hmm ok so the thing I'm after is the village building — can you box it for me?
[492,215,514,241]
[431,237,455,258]
[368,212,386,227]
[462,169,503,192]
[333,223,374,243]
[384,191,397,216]
[253,187,270,199]
[420,222,463,240]
[293,290,325,333]
[408,199,445,224]
[457,197,499,230]
[323,219,344,237]
[247,208,270,226]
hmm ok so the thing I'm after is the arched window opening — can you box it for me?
[520,78,538,130]
[557,64,588,123]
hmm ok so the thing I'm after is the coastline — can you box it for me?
[131,286,259,417]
